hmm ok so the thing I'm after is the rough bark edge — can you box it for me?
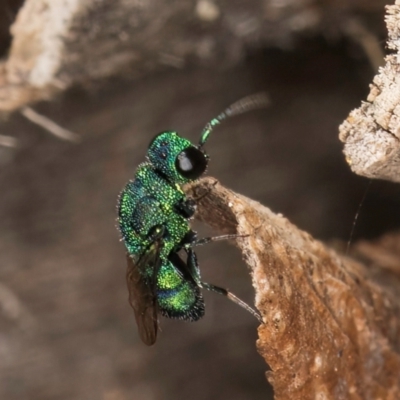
[339,0,400,182]
[188,177,400,400]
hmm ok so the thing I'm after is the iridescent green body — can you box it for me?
[118,130,208,323]
[117,95,268,345]
[118,163,204,321]
[118,161,187,258]
[156,255,204,320]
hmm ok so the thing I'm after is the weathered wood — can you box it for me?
[339,1,400,183]
[190,177,400,400]
[0,0,387,114]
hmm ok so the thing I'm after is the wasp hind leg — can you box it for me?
[185,248,262,323]
[182,232,249,252]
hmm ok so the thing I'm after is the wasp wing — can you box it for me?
[126,242,162,346]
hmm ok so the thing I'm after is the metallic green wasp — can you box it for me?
[118,94,268,345]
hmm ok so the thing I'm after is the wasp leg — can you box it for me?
[188,233,249,248]
[178,230,247,252]
[185,248,262,323]
[175,198,197,218]
[176,180,219,218]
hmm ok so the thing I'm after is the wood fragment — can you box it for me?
[0,0,388,114]
[339,1,400,182]
[352,231,400,277]
[188,177,400,400]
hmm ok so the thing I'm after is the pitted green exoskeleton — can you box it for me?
[117,93,268,345]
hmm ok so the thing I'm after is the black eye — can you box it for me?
[176,147,207,180]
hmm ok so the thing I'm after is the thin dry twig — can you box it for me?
[21,107,80,142]
[342,17,385,72]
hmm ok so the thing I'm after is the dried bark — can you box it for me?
[189,177,400,400]
[0,0,386,114]
[339,1,400,183]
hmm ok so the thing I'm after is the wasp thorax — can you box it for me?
[148,131,206,184]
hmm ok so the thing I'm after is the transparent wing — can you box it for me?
[126,243,162,346]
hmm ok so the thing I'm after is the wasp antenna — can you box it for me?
[198,92,269,148]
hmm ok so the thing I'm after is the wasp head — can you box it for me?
[148,131,208,184]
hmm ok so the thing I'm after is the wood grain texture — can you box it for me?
[189,177,400,399]
[339,1,400,183]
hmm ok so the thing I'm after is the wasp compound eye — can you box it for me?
[175,147,207,180]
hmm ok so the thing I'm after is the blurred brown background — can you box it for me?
[0,1,399,400]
